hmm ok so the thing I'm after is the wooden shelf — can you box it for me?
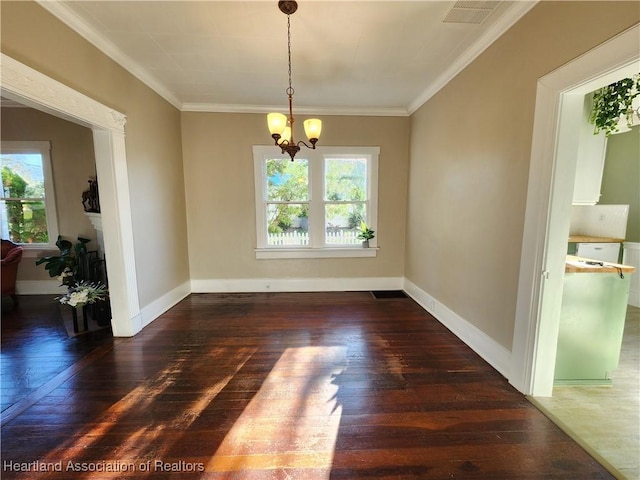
[565,255,636,274]
[568,235,625,243]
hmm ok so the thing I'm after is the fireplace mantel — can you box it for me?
[85,212,102,231]
[84,212,104,256]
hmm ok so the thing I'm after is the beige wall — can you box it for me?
[181,113,409,281]
[1,1,190,307]
[406,2,640,349]
[1,107,99,281]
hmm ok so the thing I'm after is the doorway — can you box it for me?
[1,53,141,336]
[511,24,639,397]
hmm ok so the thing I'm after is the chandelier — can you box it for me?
[267,1,322,161]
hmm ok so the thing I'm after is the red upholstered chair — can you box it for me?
[1,239,24,303]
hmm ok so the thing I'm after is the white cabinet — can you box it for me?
[572,94,608,205]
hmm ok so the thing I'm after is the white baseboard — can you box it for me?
[15,280,66,295]
[191,276,404,293]
[623,242,640,308]
[139,281,191,329]
[16,276,512,379]
[15,279,190,335]
[403,279,512,379]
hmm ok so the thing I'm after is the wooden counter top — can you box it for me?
[565,255,636,274]
[568,235,625,243]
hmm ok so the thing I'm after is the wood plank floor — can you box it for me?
[1,292,614,479]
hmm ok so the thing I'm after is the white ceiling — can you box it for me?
[39,1,537,115]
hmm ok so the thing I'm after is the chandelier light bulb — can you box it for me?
[279,126,292,145]
[267,112,287,137]
[303,118,322,141]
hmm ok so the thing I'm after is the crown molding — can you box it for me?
[408,1,539,115]
[36,0,182,110]
[36,0,536,117]
[38,0,407,116]
[181,102,410,117]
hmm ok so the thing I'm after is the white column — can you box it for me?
[93,129,141,337]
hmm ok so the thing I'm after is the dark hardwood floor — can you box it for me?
[1,292,614,479]
[1,295,114,417]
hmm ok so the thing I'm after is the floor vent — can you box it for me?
[371,290,408,299]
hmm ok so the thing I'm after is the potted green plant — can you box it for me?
[357,221,375,248]
[35,235,91,287]
[589,74,640,136]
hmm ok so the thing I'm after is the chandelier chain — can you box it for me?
[267,1,320,161]
[286,14,294,96]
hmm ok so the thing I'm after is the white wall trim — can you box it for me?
[35,0,181,110]
[92,129,141,337]
[16,279,190,333]
[18,275,517,381]
[191,277,404,294]
[0,55,126,131]
[35,0,533,118]
[403,279,512,379]
[623,242,640,308]
[139,281,191,330]
[35,0,409,117]
[16,280,67,296]
[182,102,410,117]
[255,247,378,259]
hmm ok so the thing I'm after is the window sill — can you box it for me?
[256,247,378,259]
[18,245,57,258]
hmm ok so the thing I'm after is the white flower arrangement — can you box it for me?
[58,281,109,308]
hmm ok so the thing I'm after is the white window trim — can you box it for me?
[253,145,379,259]
[1,140,59,250]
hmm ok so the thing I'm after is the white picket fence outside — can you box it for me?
[267,230,361,246]
[268,231,309,246]
[327,230,361,245]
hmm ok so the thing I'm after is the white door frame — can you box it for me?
[510,25,640,396]
[1,53,142,337]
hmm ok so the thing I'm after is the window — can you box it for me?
[1,141,59,248]
[253,145,379,258]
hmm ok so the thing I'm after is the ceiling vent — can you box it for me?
[442,1,500,24]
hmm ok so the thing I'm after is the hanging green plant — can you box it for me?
[589,74,640,136]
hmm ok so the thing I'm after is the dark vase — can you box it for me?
[71,306,88,333]
[91,301,112,327]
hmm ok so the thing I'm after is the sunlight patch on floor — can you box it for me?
[207,346,347,476]
[31,347,256,478]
